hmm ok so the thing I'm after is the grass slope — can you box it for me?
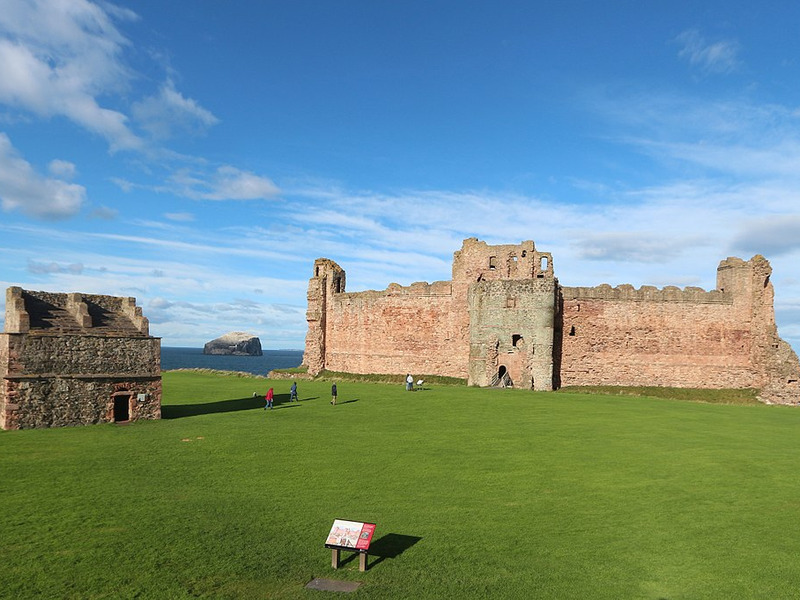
[1,373,799,599]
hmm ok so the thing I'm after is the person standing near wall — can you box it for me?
[406,373,414,391]
[331,383,337,405]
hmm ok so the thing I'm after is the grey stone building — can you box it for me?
[0,287,161,429]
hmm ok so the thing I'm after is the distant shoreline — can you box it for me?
[160,347,303,376]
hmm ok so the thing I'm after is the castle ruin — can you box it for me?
[303,238,800,404]
[0,287,162,429]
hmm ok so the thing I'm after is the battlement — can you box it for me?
[562,284,732,304]
[4,288,150,336]
[339,280,454,300]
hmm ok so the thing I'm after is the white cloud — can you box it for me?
[0,133,86,219]
[165,212,195,222]
[28,260,84,275]
[90,205,118,220]
[0,0,143,152]
[132,79,219,140]
[48,159,77,179]
[675,29,740,74]
[572,232,696,263]
[731,216,800,257]
[169,166,280,200]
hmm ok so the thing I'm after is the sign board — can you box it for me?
[325,519,376,552]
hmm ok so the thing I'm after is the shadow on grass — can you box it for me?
[365,533,423,570]
[162,394,295,419]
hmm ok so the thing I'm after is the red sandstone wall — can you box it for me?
[322,283,470,379]
[559,294,757,389]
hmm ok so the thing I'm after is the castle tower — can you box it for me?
[302,259,346,376]
[456,239,558,390]
[717,255,800,403]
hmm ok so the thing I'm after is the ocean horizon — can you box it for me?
[161,347,304,376]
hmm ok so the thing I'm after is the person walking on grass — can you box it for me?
[331,383,337,405]
[265,387,274,410]
[290,381,298,402]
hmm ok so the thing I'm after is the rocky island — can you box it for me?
[203,332,263,356]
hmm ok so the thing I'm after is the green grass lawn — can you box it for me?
[2,373,800,599]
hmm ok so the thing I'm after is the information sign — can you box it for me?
[325,519,376,552]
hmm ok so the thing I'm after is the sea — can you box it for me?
[161,347,304,376]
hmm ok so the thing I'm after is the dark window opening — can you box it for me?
[521,250,527,257]
[489,256,496,270]
[334,278,342,293]
[498,365,507,377]
[569,326,576,336]
[316,266,320,276]
[765,275,770,288]
[512,334,523,347]
[113,395,130,422]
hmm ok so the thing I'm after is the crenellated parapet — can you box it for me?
[562,284,732,304]
[339,280,454,300]
[66,293,92,328]
[5,287,30,333]
[118,296,150,335]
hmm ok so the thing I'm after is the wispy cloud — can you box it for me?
[731,215,800,257]
[0,0,141,151]
[89,206,118,220]
[675,29,740,74]
[168,166,280,200]
[0,133,86,219]
[132,79,220,140]
[165,212,195,222]
[27,260,84,275]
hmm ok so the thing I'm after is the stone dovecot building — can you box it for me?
[0,287,162,430]
[303,238,800,404]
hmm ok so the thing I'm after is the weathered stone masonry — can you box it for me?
[1,287,162,429]
[304,238,800,404]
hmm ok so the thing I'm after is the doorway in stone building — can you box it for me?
[113,394,131,422]
[494,365,513,387]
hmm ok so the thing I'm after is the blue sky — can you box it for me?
[1,1,800,351]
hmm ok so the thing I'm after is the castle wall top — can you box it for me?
[4,287,151,336]
[562,284,732,304]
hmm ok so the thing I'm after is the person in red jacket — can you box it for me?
[265,387,274,410]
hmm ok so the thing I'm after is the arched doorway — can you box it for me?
[495,365,513,388]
